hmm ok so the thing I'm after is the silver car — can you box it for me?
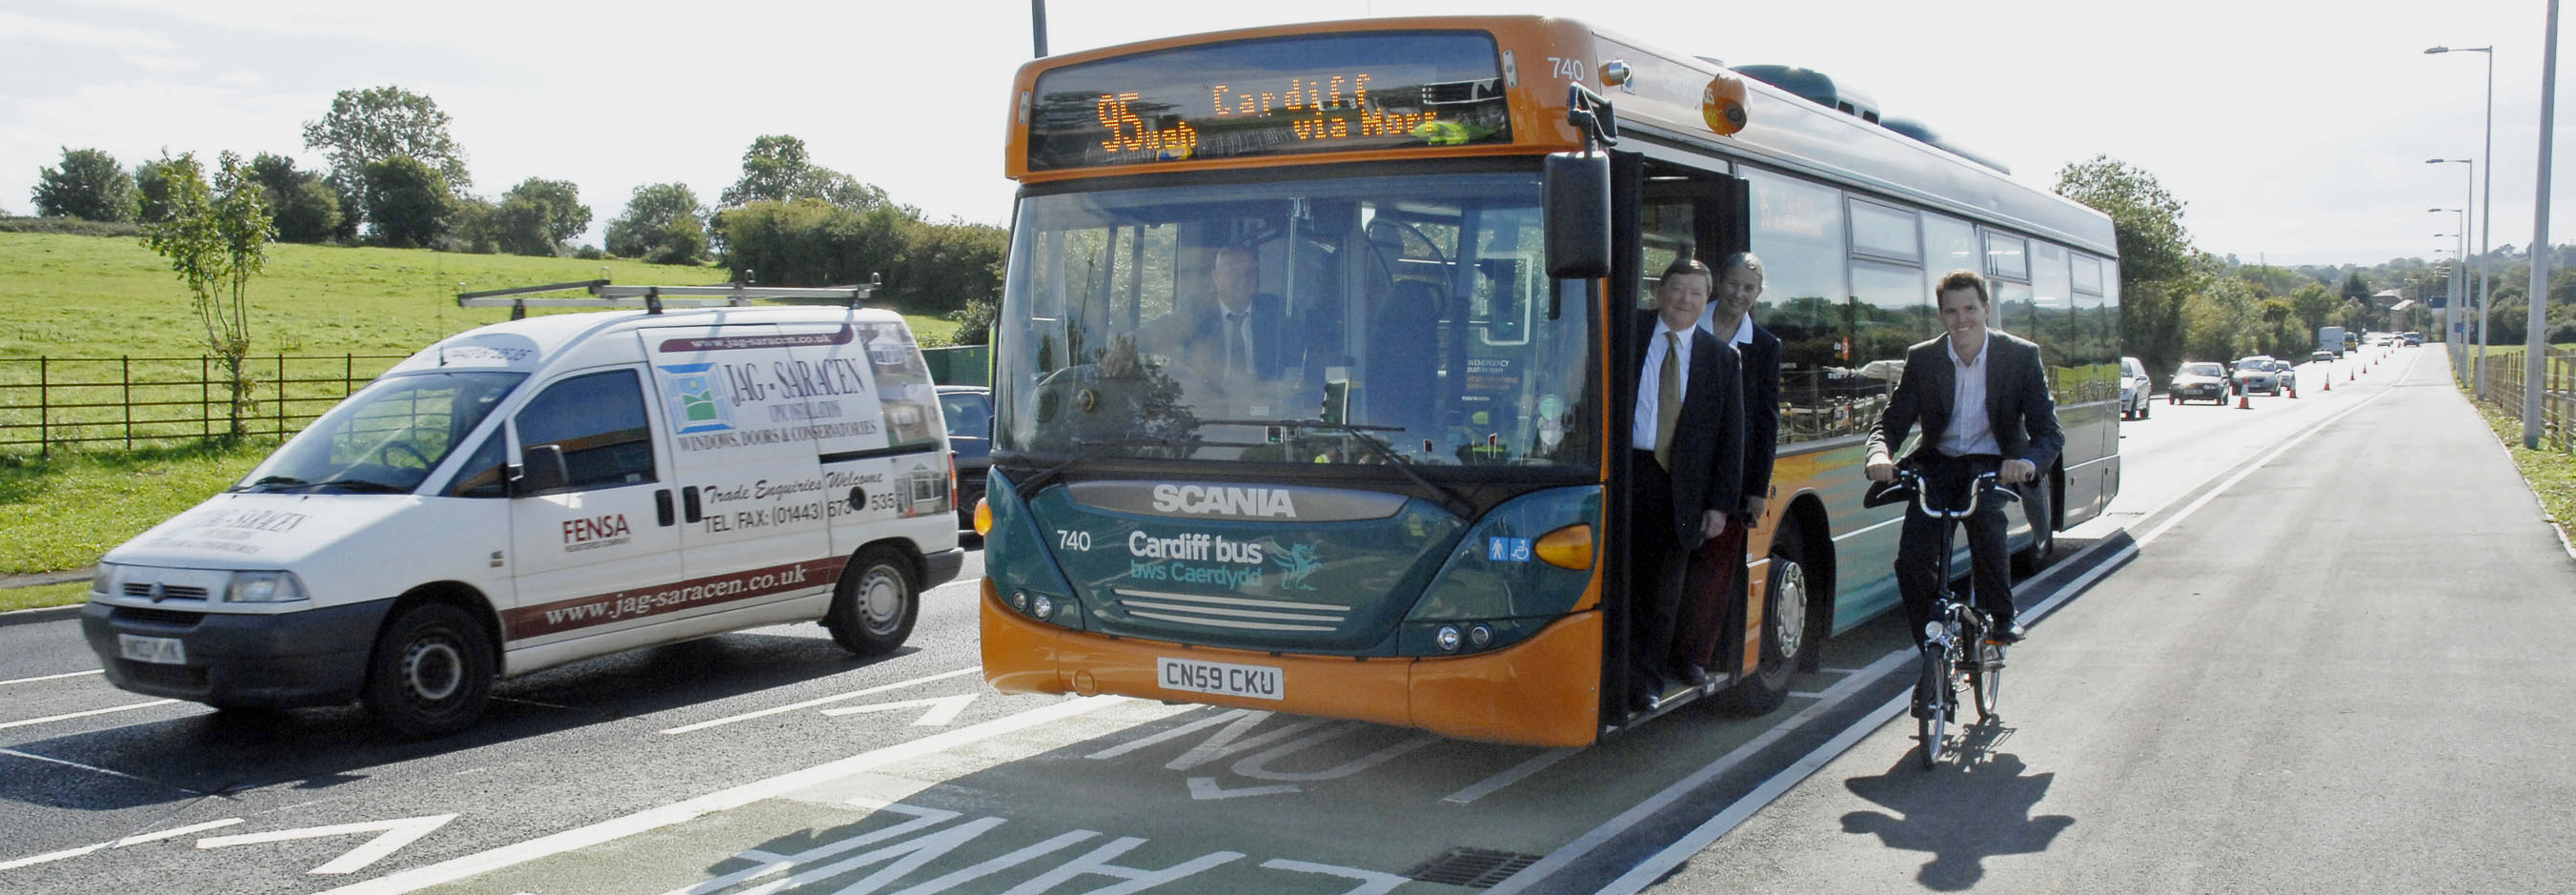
[2120,356,2152,419]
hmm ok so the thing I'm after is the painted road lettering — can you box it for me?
[674,799,1404,895]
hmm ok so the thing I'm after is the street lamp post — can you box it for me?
[2428,46,2496,397]
[2527,1,2560,451]
[2428,158,2475,383]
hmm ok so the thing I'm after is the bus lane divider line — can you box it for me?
[659,668,978,735]
[312,695,1130,895]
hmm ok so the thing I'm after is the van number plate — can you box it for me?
[1157,657,1284,702]
[118,634,186,665]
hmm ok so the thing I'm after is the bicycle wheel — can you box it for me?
[1972,640,2004,722]
[1916,649,1950,769]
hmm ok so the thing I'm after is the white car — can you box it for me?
[2120,356,2152,419]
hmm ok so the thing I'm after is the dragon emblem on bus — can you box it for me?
[1269,542,1323,591]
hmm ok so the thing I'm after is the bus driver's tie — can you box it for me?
[1654,331,1680,469]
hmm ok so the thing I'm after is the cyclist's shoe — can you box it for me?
[1990,622,2026,644]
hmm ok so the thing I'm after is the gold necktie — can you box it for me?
[1654,331,1681,469]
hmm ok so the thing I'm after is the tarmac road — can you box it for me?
[1629,343,2576,893]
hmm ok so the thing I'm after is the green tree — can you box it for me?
[246,153,341,242]
[132,156,185,224]
[2055,155,2194,374]
[139,152,275,438]
[604,182,708,264]
[302,86,471,231]
[2288,282,2339,336]
[361,154,454,248]
[31,147,135,221]
[492,177,590,256]
[719,135,889,211]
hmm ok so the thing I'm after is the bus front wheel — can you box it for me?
[1718,519,1812,716]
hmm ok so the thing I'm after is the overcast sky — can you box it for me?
[3,0,2566,269]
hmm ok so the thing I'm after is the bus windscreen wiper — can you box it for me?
[1198,417,1473,519]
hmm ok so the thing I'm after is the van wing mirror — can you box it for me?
[513,443,569,495]
[1544,151,1611,280]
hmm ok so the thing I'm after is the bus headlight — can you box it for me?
[226,570,310,603]
[1032,595,1055,619]
[1435,625,1463,652]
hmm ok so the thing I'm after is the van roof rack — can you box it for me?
[456,275,882,318]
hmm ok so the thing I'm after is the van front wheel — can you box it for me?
[827,548,918,657]
[364,601,493,740]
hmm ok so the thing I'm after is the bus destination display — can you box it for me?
[1027,31,1512,172]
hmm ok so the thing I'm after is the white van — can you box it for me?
[79,295,963,737]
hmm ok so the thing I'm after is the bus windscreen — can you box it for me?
[1026,31,1513,172]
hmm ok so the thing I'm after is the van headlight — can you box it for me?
[226,570,311,603]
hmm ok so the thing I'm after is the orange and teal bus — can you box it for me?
[977,15,2120,747]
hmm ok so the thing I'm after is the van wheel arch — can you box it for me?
[825,541,923,657]
[363,583,502,739]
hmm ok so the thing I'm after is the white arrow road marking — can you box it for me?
[819,694,976,726]
[1186,777,1301,800]
[0,818,245,872]
[197,814,457,875]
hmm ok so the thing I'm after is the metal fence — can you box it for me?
[2472,346,2576,453]
[0,355,407,457]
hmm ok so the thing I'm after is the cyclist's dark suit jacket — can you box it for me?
[1863,329,2063,641]
[1864,330,2063,490]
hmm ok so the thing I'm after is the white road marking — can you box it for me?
[0,746,207,793]
[0,818,245,872]
[0,699,180,731]
[1442,747,1579,805]
[0,668,103,686]
[1187,777,1302,800]
[1486,643,1916,895]
[819,694,976,726]
[199,814,458,875]
[312,696,1128,895]
[659,668,977,734]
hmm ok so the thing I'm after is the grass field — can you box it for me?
[0,232,964,604]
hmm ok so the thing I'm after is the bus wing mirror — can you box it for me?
[1544,151,1611,280]
[513,443,569,495]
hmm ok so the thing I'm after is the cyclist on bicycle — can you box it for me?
[1863,271,2063,649]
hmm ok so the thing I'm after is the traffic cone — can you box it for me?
[2322,371,2332,391]
[2287,376,2298,398]
[2237,387,2251,409]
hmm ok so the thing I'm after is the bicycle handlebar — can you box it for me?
[1861,467,2021,519]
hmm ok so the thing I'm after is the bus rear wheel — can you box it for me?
[1718,519,1812,716]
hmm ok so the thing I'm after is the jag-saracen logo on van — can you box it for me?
[655,362,735,434]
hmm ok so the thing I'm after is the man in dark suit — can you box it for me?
[1864,270,2063,649]
[1675,252,1782,675]
[1629,258,1746,708]
[1178,246,1292,383]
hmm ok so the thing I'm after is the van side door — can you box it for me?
[498,368,688,646]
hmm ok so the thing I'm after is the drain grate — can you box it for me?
[1402,846,1540,888]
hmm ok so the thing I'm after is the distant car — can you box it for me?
[2311,349,2336,363]
[2403,332,2424,346]
[938,385,992,530]
[2232,356,2282,396]
[2170,361,2229,404]
[2119,356,2153,420]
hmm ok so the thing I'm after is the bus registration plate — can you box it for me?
[119,634,186,665]
[1157,657,1284,702]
